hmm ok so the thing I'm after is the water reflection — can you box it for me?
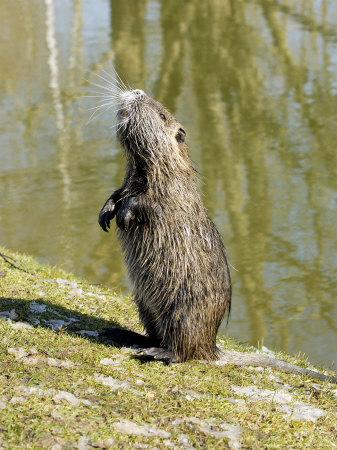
[0,0,336,366]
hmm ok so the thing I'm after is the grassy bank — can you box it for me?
[0,247,336,449]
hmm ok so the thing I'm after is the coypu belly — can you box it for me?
[118,214,231,318]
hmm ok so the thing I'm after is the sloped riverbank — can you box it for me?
[0,247,336,448]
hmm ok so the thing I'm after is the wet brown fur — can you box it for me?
[100,89,231,362]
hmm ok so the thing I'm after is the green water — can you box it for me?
[0,0,336,366]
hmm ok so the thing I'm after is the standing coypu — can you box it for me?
[98,86,337,383]
[99,88,231,362]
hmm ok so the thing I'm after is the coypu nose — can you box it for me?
[133,89,144,96]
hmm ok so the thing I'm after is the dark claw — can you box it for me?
[98,199,116,232]
[116,197,139,231]
[116,206,135,231]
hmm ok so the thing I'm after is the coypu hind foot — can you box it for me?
[138,347,176,363]
[101,329,176,363]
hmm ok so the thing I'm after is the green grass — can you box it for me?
[0,246,336,449]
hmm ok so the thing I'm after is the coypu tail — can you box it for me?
[216,349,337,384]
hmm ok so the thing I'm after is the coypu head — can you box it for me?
[116,89,189,170]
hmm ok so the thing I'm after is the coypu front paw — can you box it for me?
[98,198,116,232]
[116,197,139,231]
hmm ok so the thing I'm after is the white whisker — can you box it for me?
[85,79,118,93]
[116,71,129,92]
[101,70,125,92]
[94,72,120,92]
[87,102,116,112]
[86,102,117,125]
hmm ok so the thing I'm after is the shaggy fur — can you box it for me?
[99,89,231,362]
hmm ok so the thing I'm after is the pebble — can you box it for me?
[231,385,293,404]
[94,374,130,391]
[113,419,170,438]
[29,301,47,313]
[280,402,325,422]
[78,330,99,338]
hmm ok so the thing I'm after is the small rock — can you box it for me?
[89,439,115,448]
[231,385,293,404]
[8,348,73,368]
[172,417,203,426]
[113,419,170,438]
[17,386,52,396]
[53,390,92,407]
[99,357,119,366]
[10,321,33,330]
[182,389,202,400]
[101,439,115,448]
[8,347,29,359]
[10,396,26,404]
[172,417,242,448]
[28,317,40,326]
[94,374,130,391]
[56,278,78,288]
[29,301,47,313]
[0,310,19,320]
[16,386,92,407]
[78,330,99,338]
[281,401,325,422]
[69,288,83,296]
[43,319,70,330]
[136,379,145,386]
[162,440,175,448]
[45,357,74,368]
[177,434,194,450]
[10,309,19,320]
[76,436,90,450]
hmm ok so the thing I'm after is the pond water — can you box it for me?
[1,0,336,367]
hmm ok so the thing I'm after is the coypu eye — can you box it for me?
[176,128,186,144]
[159,113,166,121]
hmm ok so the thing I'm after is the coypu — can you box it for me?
[98,87,337,383]
[99,88,231,362]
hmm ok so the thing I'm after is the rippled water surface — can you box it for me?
[1,0,336,366]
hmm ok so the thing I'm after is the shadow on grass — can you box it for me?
[0,295,132,348]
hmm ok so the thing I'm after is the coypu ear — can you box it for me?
[176,128,186,144]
